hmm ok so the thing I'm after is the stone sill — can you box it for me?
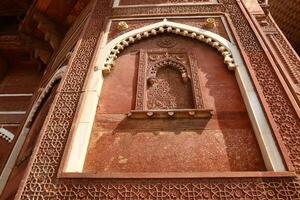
[127,109,213,119]
[59,171,296,179]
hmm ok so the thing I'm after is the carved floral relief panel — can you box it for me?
[135,50,202,110]
[129,48,214,119]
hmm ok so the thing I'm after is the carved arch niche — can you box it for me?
[129,48,212,119]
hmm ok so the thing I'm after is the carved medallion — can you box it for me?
[157,37,177,48]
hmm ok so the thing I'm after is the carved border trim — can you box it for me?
[113,4,225,16]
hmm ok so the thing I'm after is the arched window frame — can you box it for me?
[62,19,286,174]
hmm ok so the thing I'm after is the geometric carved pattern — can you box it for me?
[271,34,300,84]
[113,4,226,16]
[16,0,300,199]
[259,15,300,104]
[221,0,300,172]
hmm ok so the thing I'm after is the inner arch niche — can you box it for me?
[83,33,266,175]
[147,64,193,110]
[143,52,198,110]
[129,49,212,119]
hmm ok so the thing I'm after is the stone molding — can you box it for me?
[254,14,300,106]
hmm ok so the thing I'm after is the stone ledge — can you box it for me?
[127,109,213,119]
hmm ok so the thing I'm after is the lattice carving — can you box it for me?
[147,60,193,110]
[147,55,189,86]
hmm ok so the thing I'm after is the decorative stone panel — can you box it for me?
[128,49,213,119]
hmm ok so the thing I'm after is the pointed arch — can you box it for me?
[148,57,189,84]
[96,19,236,76]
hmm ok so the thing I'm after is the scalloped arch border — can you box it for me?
[97,19,236,76]
[149,58,189,82]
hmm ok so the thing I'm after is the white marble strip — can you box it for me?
[0,128,14,143]
[113,0,120,7]
[0,94,33,97]
[0,111,26,115]
[0,124,19,127]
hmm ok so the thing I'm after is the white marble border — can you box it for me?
[63,19,286,173]
[0,94,33,97]
[0,128,15,143]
